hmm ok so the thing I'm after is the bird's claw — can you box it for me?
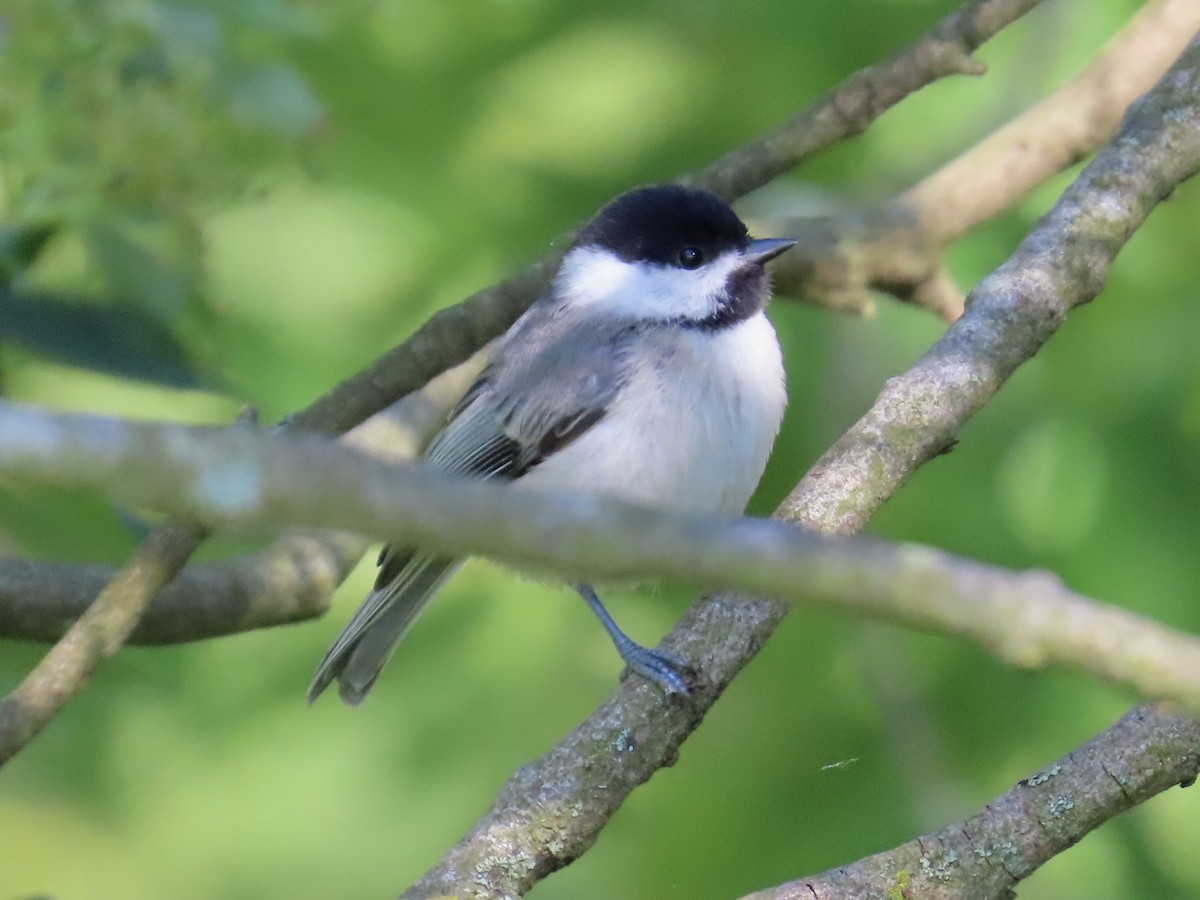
[619,645,696,697]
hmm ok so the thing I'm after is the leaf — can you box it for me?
[0,223,59,284]
[87,222,194,320]
[0,287,207,388]
[226,63,324,138]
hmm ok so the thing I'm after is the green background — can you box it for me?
[2,0,1199,897]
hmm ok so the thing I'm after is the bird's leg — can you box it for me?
[573,584,694,696]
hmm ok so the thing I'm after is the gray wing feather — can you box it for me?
[308,302,634,704]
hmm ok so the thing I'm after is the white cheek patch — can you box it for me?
[556,246,742,323]
[555,248,634,306]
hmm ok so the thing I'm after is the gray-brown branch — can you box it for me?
[8,0,1181,632]
[5,403,1200,713]
[0,356,483,767]
[293,0,1044,437]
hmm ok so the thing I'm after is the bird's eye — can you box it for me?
[677,247,704,269]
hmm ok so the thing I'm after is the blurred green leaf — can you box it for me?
[225,63,324,137]
[0,288,204,388]
[0,222,59,284]
[86,222,194,320]
[139,3,224,59]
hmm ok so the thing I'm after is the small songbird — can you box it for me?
[309,184,794,705]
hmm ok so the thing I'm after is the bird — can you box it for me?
[308,183,794,706]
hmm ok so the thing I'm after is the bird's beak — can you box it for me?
[746,237,796,265]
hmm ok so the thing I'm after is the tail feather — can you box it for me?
[308,551,459,705]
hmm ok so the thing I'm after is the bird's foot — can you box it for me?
[618,643,696,697]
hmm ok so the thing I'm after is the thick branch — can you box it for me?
[398,32,1200,900]
[5,404,1200,711]
[0,0,1022,637]
[0,0,1060,653]
[0,357,481,765]
[782,33,1200,535]
[745,703,1200,900]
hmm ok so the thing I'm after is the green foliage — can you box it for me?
[0,284,203,387]
[3,1,1199,899]
[0,0,326,219]
[0,0,328,385]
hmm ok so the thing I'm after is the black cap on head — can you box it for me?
[575,184,750,268]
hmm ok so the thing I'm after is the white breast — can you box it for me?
[519,313,786,514]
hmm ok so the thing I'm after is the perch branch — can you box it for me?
[5,404,1200,711]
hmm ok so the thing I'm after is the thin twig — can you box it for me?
[0,519,207,765]
[684,0,1042,200]
[294,0,1043,438]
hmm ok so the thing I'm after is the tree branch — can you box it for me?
[0,532,364,644]
[781,32,1200,536]
[0,518,207,765]
[744,703,1200,900]
[6,403,1200,711]
[769,0,1200,319]
[0,356,482,764]
[684,0,1043,200]
[295,0,1043,438]
[0,0,1043,640]
[902,0,1200,244]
